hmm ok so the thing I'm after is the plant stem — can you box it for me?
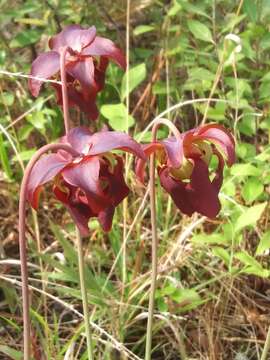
[261,326,270,360]
[145,118,181,360]
[76,228,94,360]
[60,46,70,134]
[19,143,78,360]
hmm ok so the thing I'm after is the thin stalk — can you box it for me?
[261,326,270,360]
[145,118,181,360]
[76,228,94,360]
[60,46,70,134]
[19,143,78,360]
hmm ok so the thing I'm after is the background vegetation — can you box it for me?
[0,0,269,359]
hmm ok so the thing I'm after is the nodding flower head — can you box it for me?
[26,127,145,236]
[136,123,235,218]
[29,25,126,120]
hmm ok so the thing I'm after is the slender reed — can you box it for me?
[19,143,79,360]
[60,46,70,134]
[145,118,182,360]
[76,228,94,359]
[261,326,270,360]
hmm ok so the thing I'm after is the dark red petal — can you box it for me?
[100,156,129,206]
[211,149,225,192]
[26,154,69,209]
[196,124,235,166]
[66,127,93,154]
[52,83,99,120]
[62,157,109,213]
[87,131,146,159]
[135,142,164,183]
[49,25,96,52]
[188,159,221,218]
[159,167,195,216]
[29,51,60,97]
[66,57,98,97]
[98,205,115,232]
[81,36,126,70]
[53,184,93,237]
[161,137,184,168]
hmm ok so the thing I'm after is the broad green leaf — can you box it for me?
[12,149,36,162]
[0,345,22,360]
[256,231,270,256]
[100,103,134,131]
[121,63,146,100]
[235,250,270,277]
[10,29,41,48]
[242,177,264,203]
[171,288,201,305]
[243,0,257,22]
[133,25,155,36]
[235,202,267,232]
[231,163,261,177]
[187,20,214,44]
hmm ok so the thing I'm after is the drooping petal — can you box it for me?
[87,131,146,159]
[26,154,69,209]
[100,156,129,206]
[135,142,164,183]
[66,57,98,97]
[82,36,126,70]
[62,157,109,213]
[29,51,60,97]
[53,184,93,237]
[98,205,115,232]
[196,124,235,166]
[65,127,93,154]
[159,167,195,216]
[188,159,221,218]
[161,136,184,168]
[95,56,109,92]
[49,25,96,52]
[52,83,99,120]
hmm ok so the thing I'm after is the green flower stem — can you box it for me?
[76,228,94,360]
[19,143,79,360]
[145,118,182,360]
[60,46,70,134]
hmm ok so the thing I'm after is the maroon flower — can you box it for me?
[29,25,126,120]
[136,124,235,218]
[26,127,145,236]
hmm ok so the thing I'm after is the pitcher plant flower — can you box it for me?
[29,25,126,120]
[137,123,235,218]
[26,127,145,236]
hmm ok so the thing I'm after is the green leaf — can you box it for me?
[121,63,146,101]
[187,20,214,44]
[0,133,12,179]
[133,25,155,36]
[0,91,14,106]
[171,288,201,304]
[10,29,41,48]
[100,103,134,131]
[242,178,264,203]
[0,345,22,360]
[192,233,229,245]
[235,250,270,277]
[243,0,257,22]
[256,231,270,256]
[212,247,230,267]
[231,163,261,177]
[235,203,267,232]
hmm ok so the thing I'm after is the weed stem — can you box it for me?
[145,118,181,360]
[76,228,94,360]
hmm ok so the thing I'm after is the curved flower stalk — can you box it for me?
[139,120,236,360]
[19,143,79,360]
[29,24,126,120]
